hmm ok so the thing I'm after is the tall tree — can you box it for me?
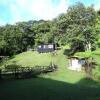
[95,10,100,48]
[65,3,97,52]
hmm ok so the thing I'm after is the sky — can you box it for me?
[0,0,100,25]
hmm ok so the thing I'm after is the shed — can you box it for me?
[37,44,55,53]
[68,56,85,71]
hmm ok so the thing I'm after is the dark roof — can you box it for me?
[67,56,85,60]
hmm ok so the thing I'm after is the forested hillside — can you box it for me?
[0,3,100,56]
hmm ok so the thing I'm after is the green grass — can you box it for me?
[4,51,53,67]
[74,50,100,58]
[0,47,100,100]
[0,77,100,100]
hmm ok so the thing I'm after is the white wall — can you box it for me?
[68,59,81,71]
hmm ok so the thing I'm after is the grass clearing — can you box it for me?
[4,51,53,67]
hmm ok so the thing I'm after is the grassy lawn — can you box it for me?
[3,51,53,67]
[0,46,100,100]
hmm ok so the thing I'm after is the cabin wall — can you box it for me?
[68,58,82,71]
[37,44,55,53]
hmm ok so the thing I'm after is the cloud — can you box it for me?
[0,0,100,25]
[9,3,22,24]
[94,4,100,10]
[0,18,6,25]
[30,0,69,20]
[0,0,69,25]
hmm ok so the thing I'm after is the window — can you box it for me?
[48,45,53,48]
[38,45,41,48]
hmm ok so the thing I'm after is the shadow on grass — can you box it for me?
[0,77,100,100]
[77,78,100,87]
[63,49,72,56]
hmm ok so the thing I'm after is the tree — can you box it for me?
[51,14,69,46]
[95,10,100,48]
[33,20,52,46]
[66,3,97,52]
[52,3,97,52]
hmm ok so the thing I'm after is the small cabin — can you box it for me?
[68,56,85,71]
[37,44,55,53]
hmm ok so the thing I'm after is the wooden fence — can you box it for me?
[0,64,57,79]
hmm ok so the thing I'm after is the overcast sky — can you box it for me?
[0,0,100,25]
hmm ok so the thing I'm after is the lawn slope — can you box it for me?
[5,51,53,67]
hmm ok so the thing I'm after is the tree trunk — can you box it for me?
[84,58,93,79]
[85,41,91,51]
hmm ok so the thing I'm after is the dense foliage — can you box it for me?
[0,3,100,56]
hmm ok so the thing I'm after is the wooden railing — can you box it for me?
[0,64,58,79]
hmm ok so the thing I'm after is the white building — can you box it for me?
[68,57,85,71]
